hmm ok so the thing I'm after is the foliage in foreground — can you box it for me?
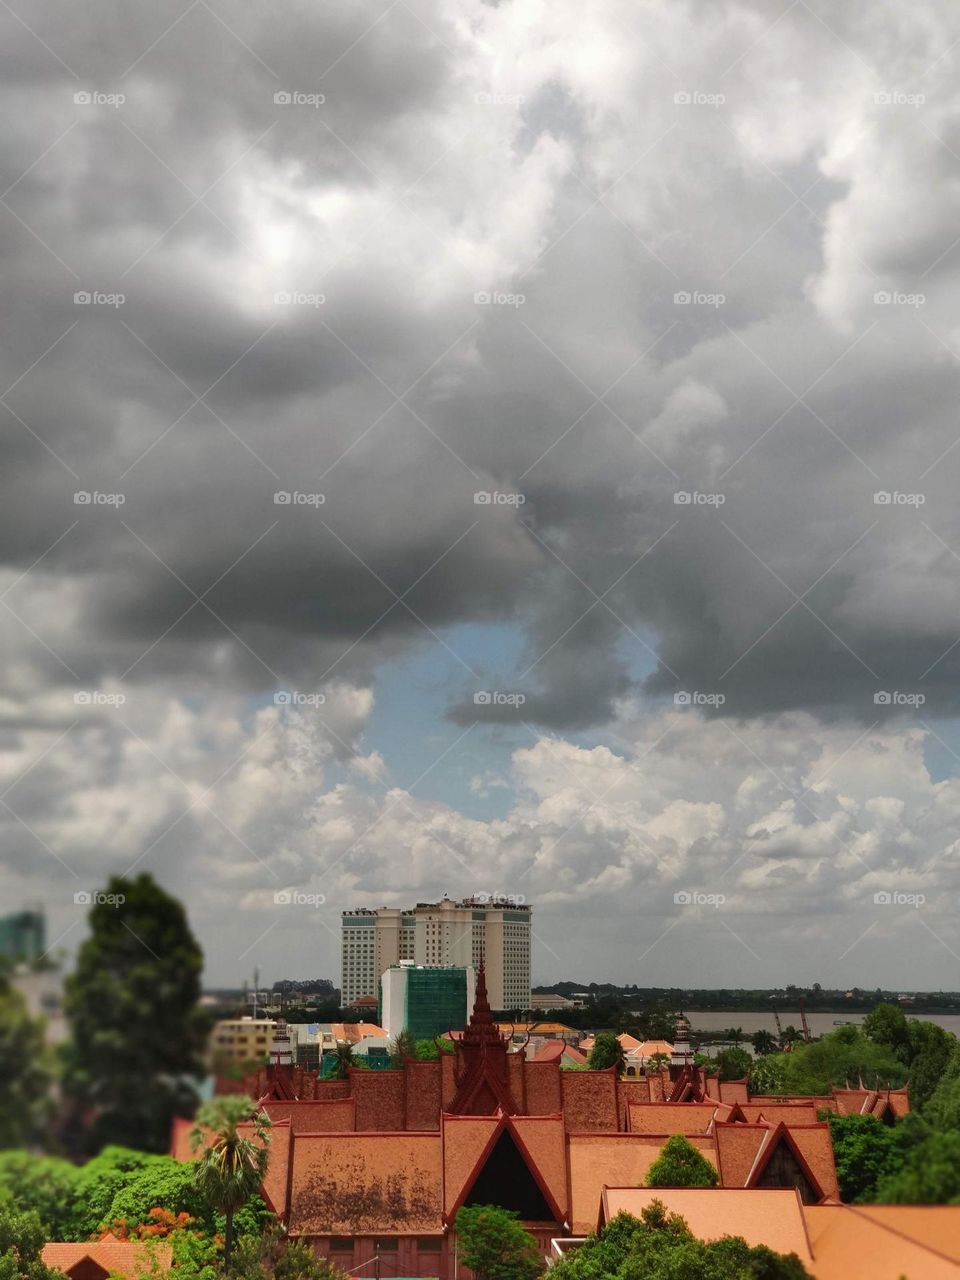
[0,1202,61,1280]
[0,1147,270,1243]
[191,1097,271,1269]
[548,1204,812,1280]
[454,1205,543,1280]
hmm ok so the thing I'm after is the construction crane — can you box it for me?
[798,996,811,1042]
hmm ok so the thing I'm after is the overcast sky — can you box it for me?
[3,0,960,991]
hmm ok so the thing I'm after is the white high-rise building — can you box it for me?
[340,896,531,1010]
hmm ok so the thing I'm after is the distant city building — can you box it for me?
[529,992,583,1011]
[0,910,45,965]
[209,1016,277,1065]
[380,963,476,1042]
[341,895,531,1010]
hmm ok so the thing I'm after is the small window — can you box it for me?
[375,1238,398,1252]
[418,1237,442,1252]
[330,1238,352,1253]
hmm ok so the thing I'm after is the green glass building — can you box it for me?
[0,911,45,965]
[379,964,474,1041]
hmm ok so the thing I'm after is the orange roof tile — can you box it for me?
[627,1102,719,1134]
[713,1123,767,1187]
[599,1187,814,1263]
[740,1104,819,1125]
[261,1098,356,1133]
[784,1124,839,1201]
[288,1132,442,1235]
[441,1115,499,1218]
[42,1242,172,1279]
[512,1115,569,1221]
[805,1202,960,1279]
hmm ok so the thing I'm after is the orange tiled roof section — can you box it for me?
[442,1116,500,1218]
[628,1101,720,1134]
[782,1124,840,1201]
[42,1242,173,1278]
[512,1115,569,1221]
[599,1187,814,1262]
[740,1104,820,1125]
[561,1070,619,1130]
[261,1098,356,1133]
[288,1132,443,1236]
[713,1123,770,1187]
[804,1202,960,1278]
[568,1133,718,1233]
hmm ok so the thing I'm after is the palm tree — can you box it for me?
[191,1095,271,1269]
[331,1041,357,1079]
[390,1030,416,1068]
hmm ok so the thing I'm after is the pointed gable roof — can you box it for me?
[445,1114,565,1224]
[745,1121,837,1202]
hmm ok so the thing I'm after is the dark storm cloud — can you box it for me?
[4,0,960,737]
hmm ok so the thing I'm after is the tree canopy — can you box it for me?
[587,1032,625,1073]
[646,1135,719,1189]
[0,979,52,1149]
[454,1205,542,1280]
[548,1203,812,1280]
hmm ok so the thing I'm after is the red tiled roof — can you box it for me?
[42,1242,172,1279]
[288,1132,443,1235]
[627,1102,720,1134]
[599,1187,814,1262]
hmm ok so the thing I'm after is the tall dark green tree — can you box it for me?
[0,977,52,1148]
[63,874,208,1152]
[588,1032,625,1074]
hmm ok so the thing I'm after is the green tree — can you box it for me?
[191,1097,271,1270]
[923,1071,960,1133]
[716,1047,752,1081]
[0,1155,79,1241]
[0,1203,62,1280]
[905,1021,955,1110]
[862,1004,911,1061]
[751,1030,778,1056]
[588,1032,625,1074]
[328,1043,356,1079]
[0,979,52,1148]
[64,1146,162,1240]
[414,1039,439,1061]
[772,1026,905,1095]
[548,1203,811,1280]
[453,1206,542,1280]
[63,874,208,1153]
[827,1114,907,1202]
[749,1053,786,1095]
[230,1225,344,1280]
[646,1135,719,1189]
[873,1130,960,1204]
